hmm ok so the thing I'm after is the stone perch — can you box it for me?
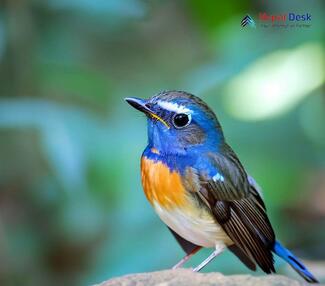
[96,269,324,286]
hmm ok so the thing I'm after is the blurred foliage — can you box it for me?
[0,0,324,285]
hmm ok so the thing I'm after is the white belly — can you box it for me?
[153,201,232,248]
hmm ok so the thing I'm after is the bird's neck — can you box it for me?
[143,141,223,175]
[142,144,193,174]
[147,130,223,157]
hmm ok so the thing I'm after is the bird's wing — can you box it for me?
[187,144,250,201]
[183,144,276,273]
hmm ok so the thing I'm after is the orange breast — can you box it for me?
[141,157,186,209]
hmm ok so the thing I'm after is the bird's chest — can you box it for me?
[140,155,230,248]
[141,156,186,209]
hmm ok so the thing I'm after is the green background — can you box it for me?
[0,0,324,285]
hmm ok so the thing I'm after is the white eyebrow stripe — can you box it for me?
[157,100,192,114]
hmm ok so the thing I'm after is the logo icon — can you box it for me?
[241,15,256,28]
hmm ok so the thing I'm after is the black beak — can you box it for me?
[124,97,170,129]
[124,97,152,114]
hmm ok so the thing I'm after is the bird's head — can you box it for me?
[125,91,224,155]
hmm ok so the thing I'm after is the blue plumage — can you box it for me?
[273,241,318,283]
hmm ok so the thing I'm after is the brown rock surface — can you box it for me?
[96,269,321,286]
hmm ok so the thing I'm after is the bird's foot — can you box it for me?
[192,246,224,272]
[172,246,202,269]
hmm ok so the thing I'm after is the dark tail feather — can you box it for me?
[228,244,256,271]
[273,241,319,283]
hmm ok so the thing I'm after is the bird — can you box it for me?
[125,90,318,283]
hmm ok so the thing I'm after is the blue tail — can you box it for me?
[273,241,318,283]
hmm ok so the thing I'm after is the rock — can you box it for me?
[96,269,319,286]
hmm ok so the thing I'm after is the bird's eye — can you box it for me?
[172,113,191,128]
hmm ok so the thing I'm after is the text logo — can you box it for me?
[259,12,311,22]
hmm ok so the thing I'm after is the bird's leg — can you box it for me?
[172,246,202,269]
[192,245,224,272]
